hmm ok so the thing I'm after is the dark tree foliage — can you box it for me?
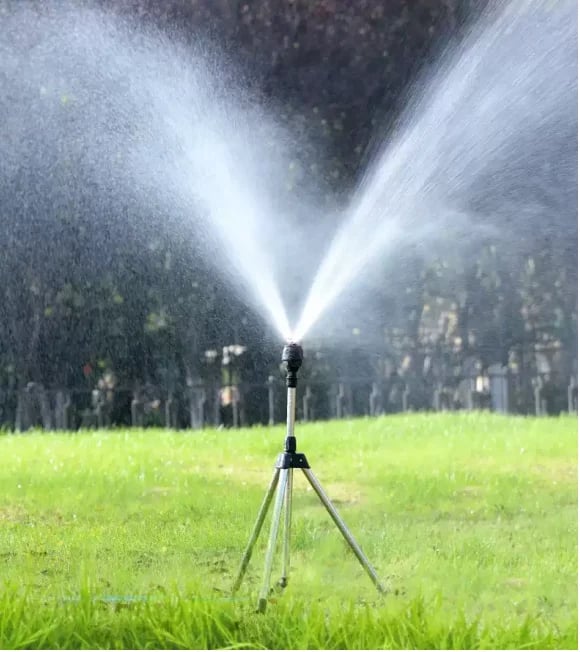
[0,0,576,425]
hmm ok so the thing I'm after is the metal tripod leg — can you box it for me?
[257,468,289,613]
[302,467,386,594]
[279,467,293,588]
[232,468,280,594]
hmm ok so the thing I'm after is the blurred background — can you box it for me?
[0,0,576,429]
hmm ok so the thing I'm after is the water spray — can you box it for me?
[292,0,576,341]
[232,341,385,612]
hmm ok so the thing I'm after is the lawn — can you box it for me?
[0,413,577,649]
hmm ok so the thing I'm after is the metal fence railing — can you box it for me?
[0,368,576,432]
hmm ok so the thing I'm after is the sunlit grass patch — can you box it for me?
[0,413,576,649]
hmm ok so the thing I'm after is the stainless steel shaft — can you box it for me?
[302,467,386,594]
[232,468,280,594]
[286,386,296,438]
[257,467,288,612]
[280,467,293,587]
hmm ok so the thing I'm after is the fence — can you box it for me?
[0,367,576,432]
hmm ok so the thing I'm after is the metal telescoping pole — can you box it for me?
[257,377,300,610]
[286,386,296,440]
[280,467,292,587]
[301,467,386,594]
[257,468,288,612]
[280,385,296,588]
[232,468,280,594]
[268,376,275,425]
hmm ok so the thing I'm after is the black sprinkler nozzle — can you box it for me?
[282,342,303,388]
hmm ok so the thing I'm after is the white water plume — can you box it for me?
[0,3,293,340]
[293,0,577,342]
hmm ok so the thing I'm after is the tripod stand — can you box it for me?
[232,343,385,613]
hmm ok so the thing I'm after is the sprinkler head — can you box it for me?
[282,342,303,388]
[282,342,303,371]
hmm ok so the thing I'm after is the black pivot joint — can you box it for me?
[276,451,309,469]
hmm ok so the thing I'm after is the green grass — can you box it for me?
[0,413,577,649]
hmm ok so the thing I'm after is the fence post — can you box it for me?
[467,377,476,410]
[302,385,312,422]
[165,392,177,428]
[213,386,221,427]
[228,385,240,428]
[568,376,577,414]
[15,390,24,432]
[131,389,143,427]
[532,377,546,416]
[189,387,205,429]
[39,388,52,430]
[336,383,345,419]
[267,376,275,426]
[369,382,381,416]
[95,399,104,429]
[489,364,509,413]
[402,384,409,412]
[433,382,443,411]
[54,390,70,430]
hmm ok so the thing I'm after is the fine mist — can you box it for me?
[294,0,577,342]
[0,1,311,341]
[0,0,576,350]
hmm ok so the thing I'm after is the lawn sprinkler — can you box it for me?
[232,341,385,613]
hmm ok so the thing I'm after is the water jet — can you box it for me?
[294,0,576,342]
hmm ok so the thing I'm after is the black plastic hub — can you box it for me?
[275,451,310,469]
